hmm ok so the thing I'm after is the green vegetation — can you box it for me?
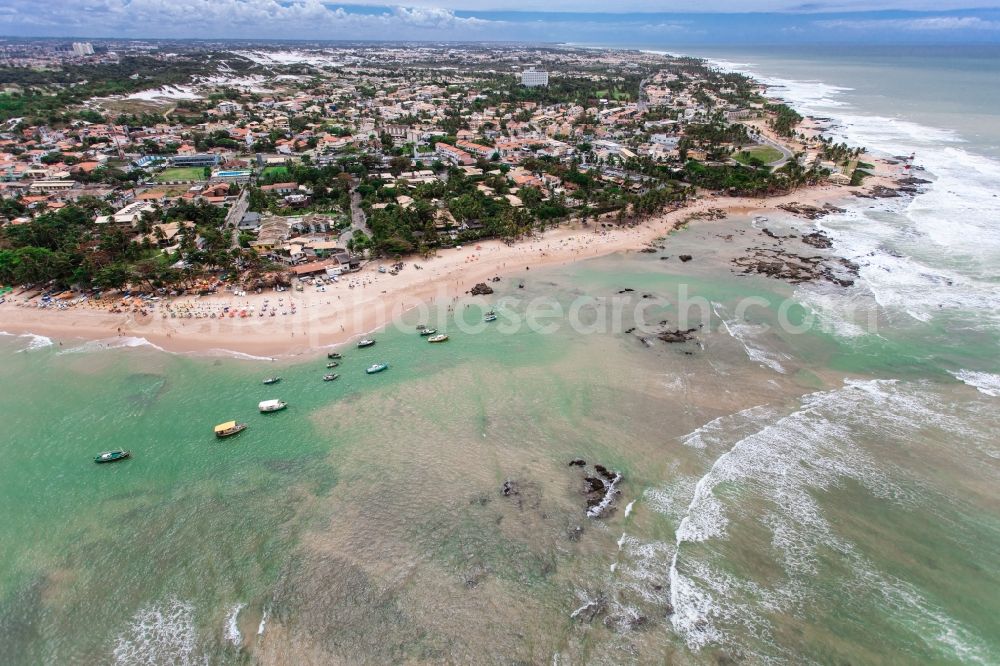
[154,167,207,182]
[766,103,803,138]
[260,166,290,179]
[734,145,783,166]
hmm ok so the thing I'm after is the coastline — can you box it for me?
[0,166,902,359]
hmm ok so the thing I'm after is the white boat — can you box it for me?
[427,334,449,343]
[258,399,287,413]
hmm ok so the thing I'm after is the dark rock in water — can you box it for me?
[491,276,501,282]
[584,477,606,493]
[518,283,524,288]
[569,459,586,467]
[679,254,693,262]
[501,479,518,497]
[642,293,653,299]
[801,231,833,249]
[870,185,900,198]
[594,464,615,480]
[761,227,781,239]
[625,327,636,334]
[639,247,657,253]
[657,327,698,343]
[660,256,670,260]
[469,282,494,296]
[568,525,583,541]
[618,287,635,293]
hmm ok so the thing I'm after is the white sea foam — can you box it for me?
[713,303,789,374]
[624,500,635,518]
[257,608,268,636]
[667,380,915,650]
[1,331,55,351]
[951,370,1000,397]
[113,598,199,665]
[59,336,166,354]
[224,603,245,646]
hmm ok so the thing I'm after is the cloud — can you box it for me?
[0,1,495,38]
[816,15,1000,30]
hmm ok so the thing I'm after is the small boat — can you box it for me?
[262,377,281,385]
[483,311,497,322]
[326,361,339,368]
[258,399,287,413]
[366,363,388,374]
[357,339,376,348]
[214,421,247,438]
[323,373,339,381]
[427,334,449,343]
[94,449,130,464]
[327,352,343,360]
[419,328,437,336]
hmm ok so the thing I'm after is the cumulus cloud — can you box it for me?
[0,1,495,38]
[816,15,1000,30]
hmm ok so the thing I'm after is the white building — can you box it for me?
[72,42,95,57]
[521,69,549,87]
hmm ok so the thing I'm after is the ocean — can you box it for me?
[2,46,999,664]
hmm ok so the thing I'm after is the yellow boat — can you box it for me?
[214,421,247,438]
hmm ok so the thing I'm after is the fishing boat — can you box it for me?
[327,352,343,360]
[366,363,388,374]
[483,311,497,322]
[357,338,376,348]
[427,334,449,343]
[419,328,437,336]
[94,449,130,464]
[326,362,339,368]
[258,399,287,413]
[214,421,247,438]
[262,377,281,385]
[323,373,339,382]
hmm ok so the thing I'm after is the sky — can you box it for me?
[1,1,1000,44]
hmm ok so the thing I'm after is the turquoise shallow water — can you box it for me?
[2,233,999,663]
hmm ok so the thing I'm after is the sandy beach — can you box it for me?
[0,164,902,358]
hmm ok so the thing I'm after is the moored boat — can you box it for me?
[323,373,339,381]
[327,352,342,359]
[94,449,130,464]
[427,334,449,343]
[483,311,497,322]
[419,328,437,336]
[258,399,287,413]
[357,338,376,348]
[214,421,247,438]
[366,362,388,374]
[326,362,339,368]
[262,377,281,385]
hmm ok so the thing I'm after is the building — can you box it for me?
[521,69,549,87]
[95,201,157,227]
[171,154,220,168]
[72,42,95,57]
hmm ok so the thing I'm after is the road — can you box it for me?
[339,181,370,247]
[226,188,250,249]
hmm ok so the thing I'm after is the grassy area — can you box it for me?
[595,89,632,101]
[261,165,289,178]
[734,145,784,165]
[155,166,207,182]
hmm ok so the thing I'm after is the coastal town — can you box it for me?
[0,40,898,351]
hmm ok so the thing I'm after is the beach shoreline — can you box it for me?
[0,164,902,358]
